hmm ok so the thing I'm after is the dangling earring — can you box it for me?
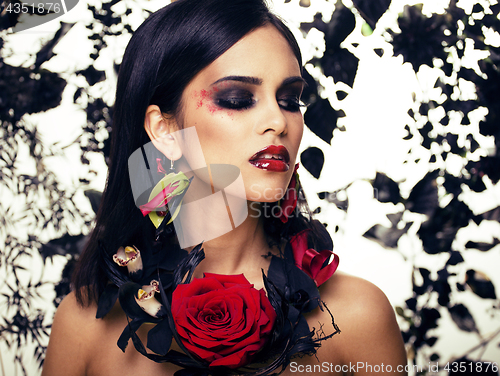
[140,156,192,229]
[169,158,175,174]
[155,157,175,175]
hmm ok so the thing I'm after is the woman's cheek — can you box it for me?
[193,89,235,117]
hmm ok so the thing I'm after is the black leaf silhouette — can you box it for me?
[304,98,339,144]
[419,307,441,331]
[300,147,324,179]
[405,297,417,311]
[351,0,392,29]
[406,170,439,217]
[413,268,433,295]
[389,5,451,70]
[372,172,400,205]
[465,239,500,252]
[426,336,438,347]
[363,222,412,248]
[466,156,500,185]
[301,3,355,50]
[418,199,473,254]
[303,3,359,87]
[446,251,464,266]
[0,63,66,123]
[442,173,463,197]
[387,212,403,226]
[481,207,500,222]
[78,66,106,86]
[318,189,348,210]
[466,270,497,299]
[435,269,451,307]
[318,47,359,87]
[448,304,478,333]
[325,2,356,49]
[84,189,103,214]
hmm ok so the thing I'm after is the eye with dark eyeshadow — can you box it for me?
[276,82,306,113]
[214,89,255,110]
[278,96,305,113]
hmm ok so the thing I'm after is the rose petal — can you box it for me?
[182,340,219,363]
[289,229,310,266]
[314,252,340,286]
[175,277,225,299]
[204,272,250,287]
[209,345,260,369]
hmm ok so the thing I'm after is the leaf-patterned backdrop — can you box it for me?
[1,0,499,374]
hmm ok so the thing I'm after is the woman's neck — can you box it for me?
[171,162,277,286]
[187,202,275,288]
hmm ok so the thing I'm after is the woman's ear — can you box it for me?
[144,105,182,161]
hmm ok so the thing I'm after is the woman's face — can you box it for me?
[178,25,304,202]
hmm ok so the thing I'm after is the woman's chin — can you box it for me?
[245,187,286,203]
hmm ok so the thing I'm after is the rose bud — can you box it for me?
[113,246,143,276]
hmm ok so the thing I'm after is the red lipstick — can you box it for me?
[249,145,290,172]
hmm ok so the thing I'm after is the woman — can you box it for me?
[42,0,407,374]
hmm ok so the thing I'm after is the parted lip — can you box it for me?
[249,145,290,163]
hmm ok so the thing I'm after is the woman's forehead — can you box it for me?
[188,25,301,87]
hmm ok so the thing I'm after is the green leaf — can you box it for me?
[395,306,406,318]
[361,22,373,36]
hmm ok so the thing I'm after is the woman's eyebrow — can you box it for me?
[211,75,263,85]
[211,75,306,87]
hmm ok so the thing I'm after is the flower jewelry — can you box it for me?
[278,163,300,223]
[172,273,276,369]
[135,280,164,317]
[113,246,143,276]
[97,216,340,374]
[139,169,191,228]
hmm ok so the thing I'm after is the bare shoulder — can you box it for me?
[42,291,99,376]
[311,272,408,375]
[321,271,398,319]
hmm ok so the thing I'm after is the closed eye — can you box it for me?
[214,90,255,110]
[216,97,255,110]
[278,96,306,112]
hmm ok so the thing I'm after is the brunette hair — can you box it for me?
[73,0,327,306]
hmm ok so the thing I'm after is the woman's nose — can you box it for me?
[254,99,287,136]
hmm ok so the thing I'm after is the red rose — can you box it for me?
[290,229,339,286]
[171,273,276,369]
